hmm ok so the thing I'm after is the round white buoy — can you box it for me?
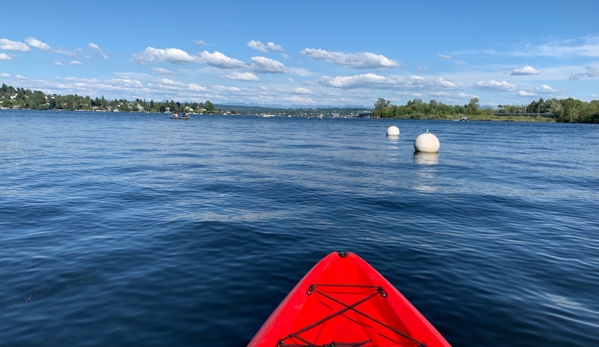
[414,130,440,153]
[386,125,400,137]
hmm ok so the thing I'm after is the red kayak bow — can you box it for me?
[248,251,451,347]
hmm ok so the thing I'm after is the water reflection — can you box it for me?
[413,152,439,165]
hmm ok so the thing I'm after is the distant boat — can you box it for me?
[460,116,469,121]
[171,113,190,120]
[263,114,275,118]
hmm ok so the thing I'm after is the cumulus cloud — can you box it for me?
[266,42,283,52]
[284,95,315,104]
[132,47,197,65]
[25,37,51,51]
[248,40,284,53]
[54,61,63,66]
[430,91,449,96]
[511,66,540,75]
[436,53,452,60]
[193,39,207,46]
[569,66,599,80]
[189,83,207,91]
[318,73,462,91]
[474,80,516,91]
[301,48,400,69]
[151,67,176,75]
[0,72,10,77]
[250,56,287,73]
[518,90,536,96]
[0,38,30,52]
[70,60,82,66]
[537,84,557,93]
[456,92,479,98]
[294,87,313,94]
[197,51,248,69]
[281,53,289,59]
[248,40,268,53]
[225,71,260,82]
[89,43,108,59]
[214,85,241,92]
[16,74,26,79]
[0,53,13,60]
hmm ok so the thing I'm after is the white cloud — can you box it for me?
[318,73,462,91]
[518,90,536,96]
[0,53,13,60]
[89,43,108,59]
[248,40,284,53]
[288,78,294,82]
[132,47,197,65]
[193,40,207,46]
[16,74,26,79]
[25,37,50,51]
[53,49,76,57]
[159,78,185,86]
[214,85,241,92]
[281,53,289,59]
[250,56,287,74]
[569,66,599,80]
[225,71,260,82]
[511,66,540,75]
[436,53,452,60]
[266,42,283,52]
[70,60,82,66]
[301,48,400,69]
[284,95,315,104]
[294,87,313,94]
[474,80,516,91]
[248,40,268,53]
[151,67,176,75]
[418,66,428,71]
[189,83,207,91]
[0,72,10,77]
[456,92,479,99]
[197,51,248,69]
[537,84,557,93]
[54,61,63,66]
[430,91,449,96]
[0,38,30,52]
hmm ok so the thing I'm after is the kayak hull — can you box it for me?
[248,252,451,347]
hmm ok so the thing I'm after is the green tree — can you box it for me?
[467,98,479,115]
[374,98,390,111]
[205,100,215,112]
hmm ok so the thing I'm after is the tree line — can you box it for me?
[373,97,599,123]
[0,83,220,114]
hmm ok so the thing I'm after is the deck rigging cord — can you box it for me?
[277,284,427,347]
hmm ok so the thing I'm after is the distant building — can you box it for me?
[357,112,371,118]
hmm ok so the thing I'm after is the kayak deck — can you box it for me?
[248,252,450,347]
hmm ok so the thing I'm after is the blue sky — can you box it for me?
[1,0,598,107]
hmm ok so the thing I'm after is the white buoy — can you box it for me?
[386,125,400,136]
[414,130,440,153]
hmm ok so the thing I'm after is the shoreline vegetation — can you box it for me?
[1,83,597,123]
[371,97,599,123]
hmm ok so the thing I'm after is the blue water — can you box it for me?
[1,110,598,346]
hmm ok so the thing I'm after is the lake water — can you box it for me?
[1,110,598,346]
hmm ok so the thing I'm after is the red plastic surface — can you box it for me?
[248,252,451,347]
